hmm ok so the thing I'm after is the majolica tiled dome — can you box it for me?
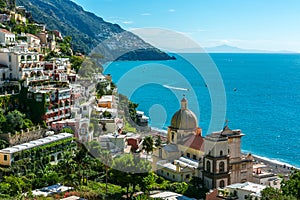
[171,98,198,130]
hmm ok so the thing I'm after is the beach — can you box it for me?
[252,155,297,178]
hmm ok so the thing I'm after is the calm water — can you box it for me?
[104,53,300,167]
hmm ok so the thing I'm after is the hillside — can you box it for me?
[15,0,173,62]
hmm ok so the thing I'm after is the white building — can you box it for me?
[26,33,41,52]
[253,163,282,189]
[99,133,128,154]
[0,29,15,46]
[0,48,42,80]
[219,182,266,200]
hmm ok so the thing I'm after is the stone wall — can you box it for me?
[0,126,47,146]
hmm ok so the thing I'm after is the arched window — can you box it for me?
[220,150,223,156]
[51,155,55,162]
[220,180,225,188]
[171,132,175,142]
[57,153,62,160]
[219,161,225,173]
[206,160,211,172]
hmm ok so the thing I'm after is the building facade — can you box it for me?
[153,98,254,189]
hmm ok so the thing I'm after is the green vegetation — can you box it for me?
[16,0,174,61]
[142,136,154,158]
[260,169,300,200]
[0,109,34,134]
[0,0,6,9]
[60,127,74,134]
[70,55,84,73]
[281,169,300,198]
[110,154,151,199]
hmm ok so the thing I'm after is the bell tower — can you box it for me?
[203,131,230,189]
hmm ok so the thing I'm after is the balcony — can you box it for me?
[46,109,53,114]
[46,117,54,122]
[22,67,44,71]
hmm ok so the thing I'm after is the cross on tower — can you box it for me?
[225,119,229,126]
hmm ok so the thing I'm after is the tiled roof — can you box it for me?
[182,134,204,151]
[0,29,14,35]
[0,133,73,154]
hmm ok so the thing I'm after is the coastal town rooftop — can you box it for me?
[0,133,73,154]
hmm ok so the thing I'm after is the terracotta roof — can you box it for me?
[182,134,204,151]
[26,33,40,40]
[0,29,14,35]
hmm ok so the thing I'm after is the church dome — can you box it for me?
[170,98,198,130]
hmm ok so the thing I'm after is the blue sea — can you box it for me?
[103,53,300,168]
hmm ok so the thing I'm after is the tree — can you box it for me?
[140,173,158,195]
[155,135,162,147]
[4,110,25,132]
[0,139,8,149]
[58,151,77,186]
[0,175,30,197]
[23,118,33,129]
[70,55,84,73]
[281,170,300,198]
[142,136,154,159]
[111,154,151,199]
[99,150,112,195]
[60,127,74,134]
[59,36,73,56]
[261,186,297,200]
[0,110,5,132]
[0,0,6,9]
[261,187,282,200]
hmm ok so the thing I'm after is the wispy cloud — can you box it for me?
[141,13,151,16]
[122,21,134,24]
[168,9,176,12]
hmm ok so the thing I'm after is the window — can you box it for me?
[171,132,175,142]
[4,155,7,161]
[167,172,169,176]
[219,180,225,188]
[219,161,225,173]
[187,153,190,158]
[173,175,175,179]
[242,164,246,169]
[220,150,223,156]
[206,160,211,172]
[186,174,190,179]
[193,155,197,160]
[8,55,11,62]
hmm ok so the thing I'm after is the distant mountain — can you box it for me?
[204,45,296,53]
[16,0,174,62]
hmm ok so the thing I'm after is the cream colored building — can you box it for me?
[153,98,253,189]
[153,98,205,182]
[0,48,41,80]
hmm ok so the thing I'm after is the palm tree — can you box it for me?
[142,136,154,159]
[99,150,112,195]
[155,135,162,147]
[58,151,77,186]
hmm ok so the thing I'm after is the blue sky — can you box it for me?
[72,0,300,52]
